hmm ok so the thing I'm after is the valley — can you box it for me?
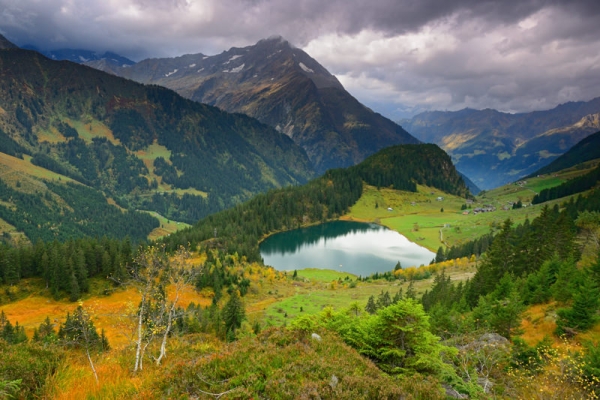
[1,31,600,399]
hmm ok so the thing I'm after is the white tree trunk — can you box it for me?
[134,293,146,372]
[156,292,181,366]
[86,348,99,384]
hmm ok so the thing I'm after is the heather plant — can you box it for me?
[0,340,64,399]
[507,338,599,398]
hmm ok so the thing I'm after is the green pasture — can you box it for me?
[263,264,475,327]
[343,161,598,251]
[142,210,191,240]
[294,268,357,282]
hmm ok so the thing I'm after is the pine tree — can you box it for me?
[405,280,417,300]
[556,278,599,334]
[34,316,56,343]
[222,290,245,335]
[435,246,445,263]
[467,218,514,306]
[365,295,377,314]
[551,258,581,303]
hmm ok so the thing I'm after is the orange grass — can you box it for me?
[1,281,212,349]
[48,353,143,400]
[520,303,561,347]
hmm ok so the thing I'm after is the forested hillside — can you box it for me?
[0,46,314,242]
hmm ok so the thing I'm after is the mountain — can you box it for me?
[458,172,481,195]
[21,45,135,68]
[528,130,600,177]
[400,99,600,189]
[0,44,314,243]
[0,34,17,50]
[86,36,420,174]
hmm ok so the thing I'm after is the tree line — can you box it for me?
[533,164,600,204]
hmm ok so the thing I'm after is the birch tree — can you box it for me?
[155,246,200,365]
[127,245,201,371]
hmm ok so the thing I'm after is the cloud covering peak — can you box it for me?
[1,0,599,118]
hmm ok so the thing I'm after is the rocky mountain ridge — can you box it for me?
[86,36,420,174]
[400,98,600,189]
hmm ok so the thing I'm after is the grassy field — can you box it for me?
[342,160,598,251]
[0,152,75,183]
[66,118,121,145]
[143,210,192,241]
[262,263,476,327]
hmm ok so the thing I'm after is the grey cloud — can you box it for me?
[0,0,598,117]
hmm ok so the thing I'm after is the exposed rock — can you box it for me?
[329,374,338,389]
[311,333,322,342]
[442,383,469,399]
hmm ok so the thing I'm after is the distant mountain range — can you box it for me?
[21,45,135,68]
[85,36,420,174]
[0,35,314,242]
[400,99,600,189]
[528,130,600,177]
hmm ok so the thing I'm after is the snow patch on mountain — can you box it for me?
[299,62,314,73]
[223,63,245,73]
[189,63,196,68]
[165,69,178,77]
[224,55,243,64]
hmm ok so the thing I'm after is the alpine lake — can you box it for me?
[259,220,436,277]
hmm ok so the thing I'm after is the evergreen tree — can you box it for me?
[472,274,525,339]
[467,219,514,306]
[34,316,57,343]
[435,246,446,263]
[551,258,581,304]
[376,290,391,309]
[222,290,245,336]
[405,280,417,300]
[524,255,561,304]
[556,278,599,334]
[365,295,377,314]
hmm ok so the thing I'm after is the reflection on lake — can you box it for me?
[259,221,435,276]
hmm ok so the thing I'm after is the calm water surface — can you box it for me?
[259,221,435,276]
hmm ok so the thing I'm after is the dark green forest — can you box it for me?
[532,163,600,204]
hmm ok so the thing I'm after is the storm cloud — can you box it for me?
[1,0,599,118]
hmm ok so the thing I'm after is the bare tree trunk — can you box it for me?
[86,348,99,384]
[134,293,146,372]
[156,293,180,366]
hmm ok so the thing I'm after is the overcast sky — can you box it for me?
[1,0,599,119]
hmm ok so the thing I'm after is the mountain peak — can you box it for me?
[261,35,289,45]
[0,34,18,50]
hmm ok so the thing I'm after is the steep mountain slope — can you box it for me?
[87,36,420,174]
[0,34,17,50]
[400,99,600,189]
[528,130,600,177]
[0,43,314,242]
